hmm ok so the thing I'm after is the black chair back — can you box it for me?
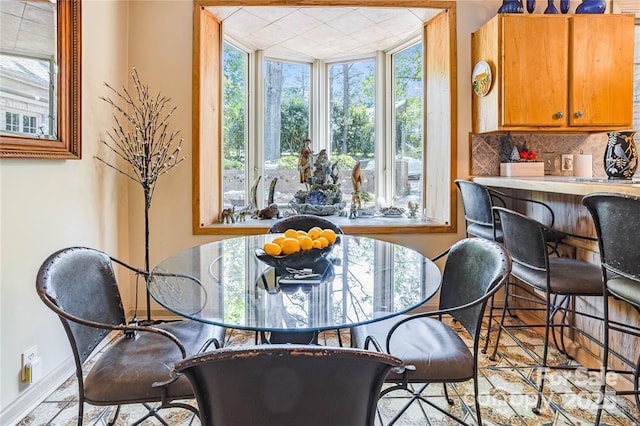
[268,214,343,234]
[494,206,548,272]
[438,238,512,340]
[36,247,126,365]
[174,345,402,426]
[583,193,640,286]
[455,179,495,229]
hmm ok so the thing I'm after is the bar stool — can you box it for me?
[583,192,640,424]
[456,179,564,353]
[492,206,603,414]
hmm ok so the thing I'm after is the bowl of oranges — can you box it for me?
[255,227,339,269]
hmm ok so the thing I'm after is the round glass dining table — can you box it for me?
[148,234,441,333]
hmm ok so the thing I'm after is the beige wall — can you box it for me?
[0,0,130,422]
[0,0,501,422]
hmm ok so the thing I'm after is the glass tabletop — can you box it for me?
[148,235,441,332]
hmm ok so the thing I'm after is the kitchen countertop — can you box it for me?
[472,176,640,196]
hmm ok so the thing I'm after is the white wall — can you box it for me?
[0,0,130,423]
[0,0,502,423]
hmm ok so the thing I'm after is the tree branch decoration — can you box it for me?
[96,68,184,322]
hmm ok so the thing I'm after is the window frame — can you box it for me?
[193,0,457,235]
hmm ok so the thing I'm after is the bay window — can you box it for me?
[194,1,456,234]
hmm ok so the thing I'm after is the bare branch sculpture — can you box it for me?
[96,68,184,322]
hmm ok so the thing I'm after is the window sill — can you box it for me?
[195,216,454,235]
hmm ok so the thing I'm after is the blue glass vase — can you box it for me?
[544,0,559,14]
[560,0,570,13]
[526,0,536,13]
[576,0,606,13]
[498,0,524,13]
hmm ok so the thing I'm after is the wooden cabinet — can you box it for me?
[472,14,634,133]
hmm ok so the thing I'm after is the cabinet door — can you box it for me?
[570,15,634,127]
[502,16,569,127]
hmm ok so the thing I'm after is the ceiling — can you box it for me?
[208,6,443,61]
[0,0,55,57]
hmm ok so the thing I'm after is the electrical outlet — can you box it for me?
[21,346,38,382]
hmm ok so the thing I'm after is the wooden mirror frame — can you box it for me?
[0,0,81,159]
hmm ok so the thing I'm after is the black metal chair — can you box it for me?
[173,345,403,426]
[262,214,344,345]
[351,238,511,425]
[35,247,226,425]
[455,179,565,353]
[583,192,640,424]
[491,207,604,414]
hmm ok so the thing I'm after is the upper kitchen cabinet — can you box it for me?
[472,14,634,133]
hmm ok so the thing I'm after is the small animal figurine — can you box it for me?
[235,209,247,222]
[220,206,235,224]
[255,203,280,220]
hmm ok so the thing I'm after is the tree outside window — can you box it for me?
[222,42,249,209]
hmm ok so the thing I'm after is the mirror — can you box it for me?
[0,0,81,159]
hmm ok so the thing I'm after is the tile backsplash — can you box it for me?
[471,132,614,178]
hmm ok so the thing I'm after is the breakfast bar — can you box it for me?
[472,175,640,388]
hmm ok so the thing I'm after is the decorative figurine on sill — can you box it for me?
[267,177,278,205]
[407,201,419,219]
[330,161,340,185]
[351,161,363,208]
[298,138,313,185]
[235,209,247,222]
[313,149,331,185]
[221,206,235,224]
[349,202,357,219]
[247,176,261,214]
[254,203,280,220]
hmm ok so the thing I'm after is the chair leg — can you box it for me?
[473,376,483,426]
[489,282,511,361]
[594,295,610,425]
[533,296,552,415]
[443,383,453,404]
[105,405,122,426]
[482,293,497,354]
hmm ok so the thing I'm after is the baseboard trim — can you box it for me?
[0,358,75,426]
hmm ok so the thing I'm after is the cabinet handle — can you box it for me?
[554,112,564,119]
[574,111,584,118]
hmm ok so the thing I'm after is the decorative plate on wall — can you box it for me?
[472,61,492,97]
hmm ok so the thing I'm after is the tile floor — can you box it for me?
[17,317,640,426]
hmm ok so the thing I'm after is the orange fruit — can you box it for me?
[312,239,323,249]
[280,237,302,255]
[263,242,282,256]
[296,230,308,236]
[298,235,313,251]
[271,236,285,246]
[307,228,321,240]
[284,229,299,239]
[320,229,337,245]
[317,237,329,248]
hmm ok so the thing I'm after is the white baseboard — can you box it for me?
[0,358,75,426]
